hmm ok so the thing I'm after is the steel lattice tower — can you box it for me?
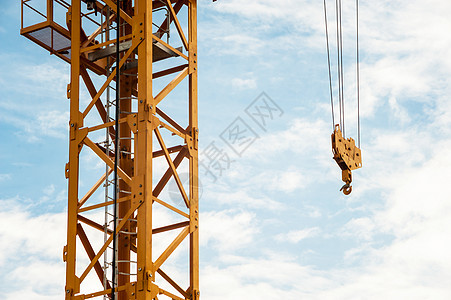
[21,0,199,299]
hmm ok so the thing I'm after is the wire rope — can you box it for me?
[338,0,345,138]
[323,0,335,129]
[356,0,361,148]
[325,0,361,146]
[335,0,342,131]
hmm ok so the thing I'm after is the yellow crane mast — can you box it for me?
[21,0,199,299]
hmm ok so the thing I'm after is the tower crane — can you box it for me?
[19,0,362,299]
[22,0,201,299]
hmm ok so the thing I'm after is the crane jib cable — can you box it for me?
[323,0,335,128]
[356,0,361,148]
[111,0,120,298]
[337,0,345,138]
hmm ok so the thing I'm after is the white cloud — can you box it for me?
[38,184,66,205]
[0,197,66,298]
[270,170,307,192]
[201,209,258,252]
[201,253,333,300]
[0,104,69,143]
[388,96,410,124]
[276,227,320,243]
[0,56,69,143]
[341,217,375,241]
[200,0,323,59]
[36,110,69,139]
[0,174,11,181]
[0,60,68,101]
[231,77,257,90]
[0,199,66,267]
[16,110,69,142]
[245,118,330,158]
[375,140,451,236]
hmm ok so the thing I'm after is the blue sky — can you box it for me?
[1,0,451,299]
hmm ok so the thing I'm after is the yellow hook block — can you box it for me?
[331,125,362,195]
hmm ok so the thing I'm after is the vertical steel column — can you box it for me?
[118,3,133,299]
[65,0,81,298]
[135,0,154,298]
[188,1,200,299]
[47,0,53,22]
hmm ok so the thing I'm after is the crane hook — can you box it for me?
[340,183,352,195]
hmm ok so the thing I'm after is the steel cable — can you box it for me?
[335,0,342,131]
[325,0,361,145]
[323,0,335,129]
[338,0,345,138]
[356,0,361,148]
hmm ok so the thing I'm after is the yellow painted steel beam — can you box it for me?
[84,137,132,186]
[165,0,189,51]
[188,0,200,296]
[78,168,113,208]
[78,196,131,213]
[154,67,189,105]
[153,196,190,219]
[65,0,81,296]
[152,34,189,60]
[153,148,188,197]
[157,268,190,299]
[155,128,190,208]
[77,223,112,290]
[154,226,190,270]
